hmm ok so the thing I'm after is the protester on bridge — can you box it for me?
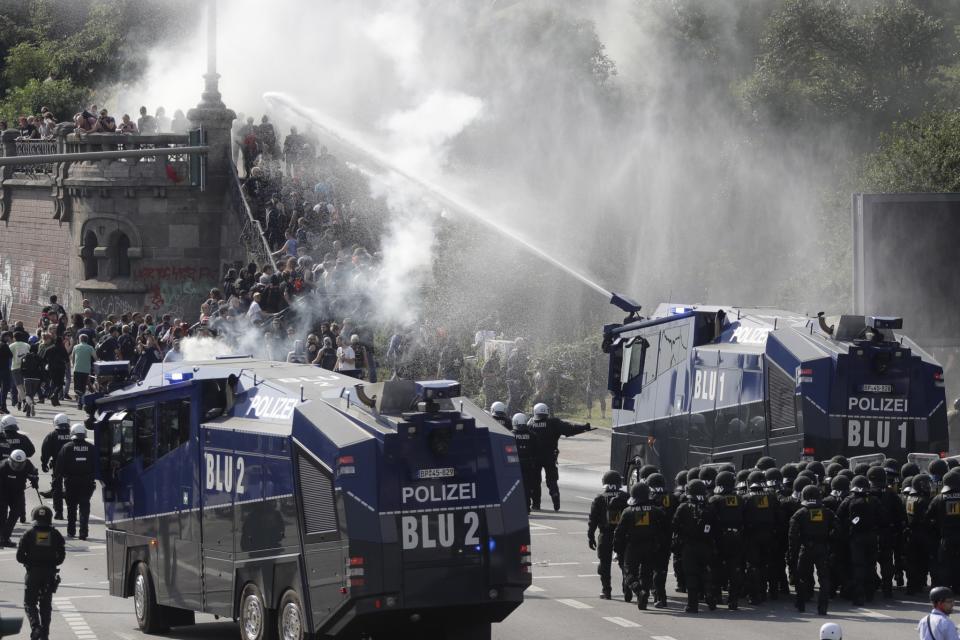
[17,505,65,640]
[93,109,116,133]
[171,108,188,134]
[155,106,170,133]
[117,114,137,134]
[137,106,157,135]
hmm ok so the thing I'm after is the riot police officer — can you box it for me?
[735,469,751,496]
[0,449,39,546]
[789,485,835,615]
[756,456,777,471]
[926,470,960,592]
[511,413,538,512]
[781,476,814,591]
[709,470,744,610]
[781,464,800,498]
[929,459,949,492]
[526,403,593,511]
[1,415,36,459]
[588,470,629,600]
[638,464,660,482]
[40,414,71,520]
[646,472,676,608]
[868,465,904,597]
[54,424,96,540]
[765,467,789,596]
[673,470,688,593]
[672,478,717,613]
[16,505,65,640]
[489,402,510,430]
[699,466,718,493]
[823,474,851,598]
[744,470,778,604]
[614,482,667,610]
[905,473,934,594]
[837,475,884,605]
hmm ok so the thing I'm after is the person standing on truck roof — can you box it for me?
[55,424,96,540]
[589,470,629,601]
[526,403,593,511]
[40,414,72,520]
[510,413,538,513]
[17,505,65,640]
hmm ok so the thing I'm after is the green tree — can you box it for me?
[0,77,88,123]
[860,111,960,192]
[3,42,50,89]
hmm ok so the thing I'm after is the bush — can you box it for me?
[0,77,88,124]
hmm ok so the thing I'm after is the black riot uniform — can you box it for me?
[905,474,934,594]
[781,476,813,590]
[646,473,676,607]
[17,506,65,640]
[510,417,539,512]
[867,465,904,597]
[708,471,745,610]
[0,455,39,545]
[1,428,36,461]
[588,471,629,600]
[788,485,835,615]
[836,475,885,605]
[672,470,688,593]
[40,424,72,519]
[526,413,592,511]
[823,474,851,598]
[615,483,667,610]
[743,470,779,604]
[672,479,717,613]
[55,433,97,539]
[926,471,960,592]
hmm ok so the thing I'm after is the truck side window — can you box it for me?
[110,415,135,469]
[134,405,156,468]
[201,380,227,419]
[158,400,191,458]
[641,331,660,388]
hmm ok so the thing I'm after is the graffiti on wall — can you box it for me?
[137,265,218,320]
[0,256,54,321]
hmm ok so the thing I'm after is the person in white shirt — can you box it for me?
[919,587,960,640]
[246,293,264,323]
[336,336,356,372]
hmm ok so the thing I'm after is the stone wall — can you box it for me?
[0,186,73,323]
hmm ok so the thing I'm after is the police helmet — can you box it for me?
[819,622,843,640]
[931,586,955,604]
[797,461,809,471]
[490,401,507,418]
[798,469,818,483]
[941,470,960,493]
[948,458,960,470]
[719,462,736,474]
[807,460,825,479]
[781,464,799,482]
[830,475,850,493]
[830,454,849,468]
[9,449,26,465]
[801,485,821,503]
[929,459,949,479]
[31,506,52,527]
[901,462,921,479]
[646,473,665,491]
[884,458,900,475]
[686,479,707,498]
[533,403,549,418]
[900,476,915,495]
[736,469,751,483]
[675,470,688,487]
[699,466,718,484]
[602,470,623,487]
[850,475,869,493]
[826,462,844,479]
[913,473,933,495]
[70,423,87,438]
[0,415,18,432]
[747,470,765,489]
[639,464,659,480]
[687,466,700,482]
[631,482,650,504]
[764,467,782,488]
[838,468,855,480]
[853,463,870,476]
[866,466,886,487]
[756,456,777,471]
[793,475,813,494]
[716,470,736,491]
[53,413,70,428]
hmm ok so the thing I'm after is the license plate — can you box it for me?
[399,510,482,552]
[860,384,893,393]
[415,467,455,480]
[844,418,912,451]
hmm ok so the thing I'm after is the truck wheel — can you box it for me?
[277,589,306,640]
[239,583,276,640]
[133,563,169,634]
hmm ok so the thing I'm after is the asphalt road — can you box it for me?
[0,405,943,640]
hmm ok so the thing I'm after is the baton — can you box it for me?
[35,487,45,505]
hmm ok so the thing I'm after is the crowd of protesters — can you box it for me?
[3,104,190,140]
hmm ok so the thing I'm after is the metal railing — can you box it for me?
[228,161,277,272]
[12,139,57,176]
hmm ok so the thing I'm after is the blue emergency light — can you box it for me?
[164,371,194,382]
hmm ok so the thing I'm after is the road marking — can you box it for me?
[577,574,597,578]
[538,561,579,566]
[532,575,564,579]
[53,595,100,639]
[651,636,679,640]
[854,608,892,619]
[556,598,593,609]
[527,585,545,593]
[531,532,557,537]
[529,522,556,531]
[576,496,593,501]
[604,616,641,628]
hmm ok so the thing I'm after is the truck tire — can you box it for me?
[239,582,277,640]
[277,589,306,640]
[133,563,169,634]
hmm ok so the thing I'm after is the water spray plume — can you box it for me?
[262,91,614,301]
